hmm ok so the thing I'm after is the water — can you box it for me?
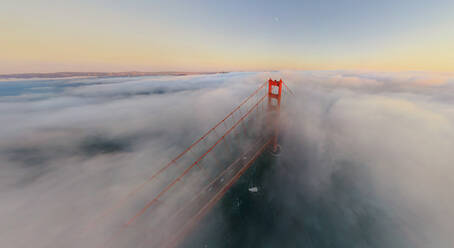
[182,148,409,248]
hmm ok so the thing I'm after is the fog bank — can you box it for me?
[1,71,453,247]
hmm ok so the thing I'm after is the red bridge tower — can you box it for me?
[268,78,282,154]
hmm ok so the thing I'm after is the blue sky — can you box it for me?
[1,0,453,72]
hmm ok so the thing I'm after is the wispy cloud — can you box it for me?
[1,71,453,247]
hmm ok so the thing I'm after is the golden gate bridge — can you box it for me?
[87,79,293,248]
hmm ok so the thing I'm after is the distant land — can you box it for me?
[0,71,228,79]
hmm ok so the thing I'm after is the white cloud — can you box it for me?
[1,71,454,247]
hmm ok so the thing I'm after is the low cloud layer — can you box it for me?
[270,71,454,247]
[1,71,453,247]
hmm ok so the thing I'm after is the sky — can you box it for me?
[1,0,454,73]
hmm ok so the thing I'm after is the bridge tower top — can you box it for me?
[267,78,283,111]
